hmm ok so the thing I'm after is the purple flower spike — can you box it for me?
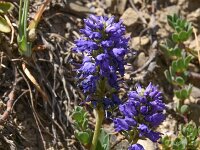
[114,83,166,144]
[73,15,129,110]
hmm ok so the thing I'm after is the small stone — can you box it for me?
[131,37,140,50]
[137,139,156,150]
[130,36,149,50]
[141,36,149,45]
[120,8,138,27]
[136,52,147,68]
[95,8,105,16]
[133,0,142,4]
[124,73,130,80]
[191,86,200,98]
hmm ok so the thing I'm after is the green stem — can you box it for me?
[90,108,104,150]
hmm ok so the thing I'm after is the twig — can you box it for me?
[0,64,20,124]
[193,27,200,65]
[22,62,48,101]
[130,49,157,76]
[4,15,14,44]
[18,66,47,150]
[129,0,147,25]
[28,0,51,30]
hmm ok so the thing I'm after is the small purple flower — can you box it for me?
[113,83,166,143]
[128,144,144,150]
[73,39,98,53]
[81,75,97,93]
[114,117,136,132]
[78,58,96,77]
[145,113,166,127]
[119,101,137,118]
[138,124,161,142]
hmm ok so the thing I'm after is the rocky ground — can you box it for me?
[0,0,200,150]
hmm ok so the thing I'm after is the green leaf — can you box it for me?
[179,31,189,41]
[167,15,174,29]
[184,55,193,68]
[180,20,186,29]
[175,76,185,85]
[172,33,179,43]
[182,122,198,141]
[0,15,10,33]
[0,2,14,14]
[82,118,88,130]
[72,112,84,122]
[172,137,187,150]
[175,90,181,99]
[173,47,182,57]
[172,60,177,72]
[161,136,171,148]
[96,128,110,150]
[180,89,188,99]
[187,27,193,37]
[176,59,185,71]
[76,131,90,145]
[180,105,189,114]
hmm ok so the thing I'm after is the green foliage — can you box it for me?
[96,128,110,150]
[161,122,200,150]
[0,2,14,33]
[160,42,182,59]
[175,84,192,100]
[171,56,193,73]
[167,14,192,43]
[161,136,171,150]
[71,106,93,146]
[164,55,193,86]
[163,14,194,115]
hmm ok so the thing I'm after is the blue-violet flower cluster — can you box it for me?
[73,15,129,109]
[114,83,166,148]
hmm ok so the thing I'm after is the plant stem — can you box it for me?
[90,108,104,150]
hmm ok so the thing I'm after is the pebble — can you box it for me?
[120,8,139,27]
